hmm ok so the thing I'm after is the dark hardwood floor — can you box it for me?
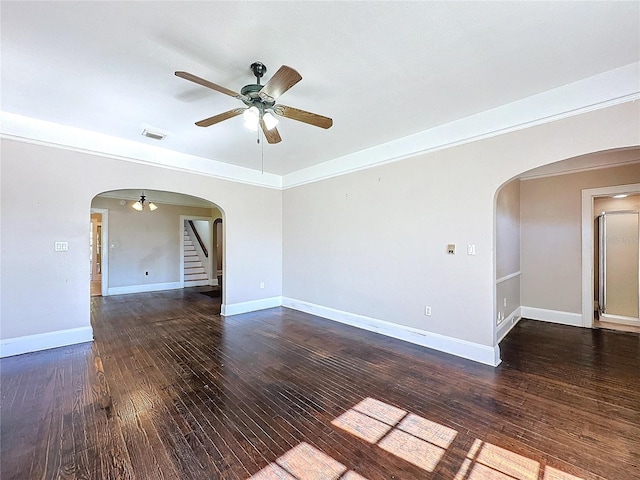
[1,288,639,479]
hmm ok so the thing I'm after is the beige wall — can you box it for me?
[495,179,521,323]
[284,102,640,347]
[521,163,640,315]
[91,196,212,288]
[1,139,282,340]
[1,101,638,353]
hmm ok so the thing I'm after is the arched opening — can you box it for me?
[90,189,225,305]
[494,147,640,344]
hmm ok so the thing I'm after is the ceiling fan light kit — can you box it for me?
[175,61,332,144]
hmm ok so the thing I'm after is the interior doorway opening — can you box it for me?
[494,148,640,345]
[90,208,109,297]
[590,193,640,333]
[90,189,225,306]
[90,212,103,296]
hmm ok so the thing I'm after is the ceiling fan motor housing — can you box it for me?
[250,62,267,83]
[240,83,275,111]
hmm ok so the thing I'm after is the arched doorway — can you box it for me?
[90,189,225,302]
[494,148,640,343]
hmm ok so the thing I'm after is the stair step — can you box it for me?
[185,273,208,281]
[184,240,194,246]
[184,268,207,276]
[184,245,196,251]
[184,250,197,257]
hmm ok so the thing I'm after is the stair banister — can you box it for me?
[188,220,208,258]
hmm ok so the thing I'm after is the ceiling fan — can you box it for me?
[175,62,333,144]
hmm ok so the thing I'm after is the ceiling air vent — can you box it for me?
[141,128,166,140]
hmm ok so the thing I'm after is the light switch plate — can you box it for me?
[54,241,69,252]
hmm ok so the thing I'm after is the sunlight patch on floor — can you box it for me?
[248,442,366,480]
[248,397,585,480]
[332,397,457,473]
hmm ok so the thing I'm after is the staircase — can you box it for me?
[184,230,208,284]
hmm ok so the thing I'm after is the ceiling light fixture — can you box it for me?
[132,193,157,212]
[263,111,279,131]
[612,194,628,199]
[243,106,260,131]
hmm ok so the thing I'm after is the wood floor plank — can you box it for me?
[2,288,639,479]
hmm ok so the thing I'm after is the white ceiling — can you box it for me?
[2,1,639,176]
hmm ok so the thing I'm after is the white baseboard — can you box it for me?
[1,326,94,358]
[107,281,182,296]
[600,314,640,327]
[210,278,219,287]
[282,297,501,367]
[184,279,211,287]
[222,296,283,316]
[520,306,584,327]
[497,307,522,343]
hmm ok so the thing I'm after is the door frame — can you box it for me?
[179,215,214,287]
[90,208,109,297]
[581,183,640,328]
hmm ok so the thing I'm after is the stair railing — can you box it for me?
[188,220,208,258]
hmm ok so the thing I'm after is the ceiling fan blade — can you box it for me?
[260,118,282,144]
[259,66,302,102]
[195,108,246,127]
[175,71,245,99]
[274,105,333,129]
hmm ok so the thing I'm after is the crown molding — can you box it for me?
[0,113,283,189]
[282,62,640,189]
[2,63,638,192]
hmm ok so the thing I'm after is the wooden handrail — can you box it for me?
[188,220,208,258]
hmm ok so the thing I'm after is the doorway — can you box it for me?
[582,185,640,333]
[90,213,102,296]
[594,207,640,332]
[90,208,109,297]
[181,216,215,287]
[215,218,223,287]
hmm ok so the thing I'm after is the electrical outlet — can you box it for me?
[503,297,507,307]
[260,282,265,289]
[425,306,432,316]
[467,244,476,255]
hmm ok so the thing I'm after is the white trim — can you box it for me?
[1,64,638,190]
[184,279,211,287]
[581,183,640,329]
[107,281,182,296]
[221,296,283,316]
[282,63,639,188]
[497,307,522,343]
[496,271,521,284]
[0,112,282,189]
[600,314,640,327]
[520,306,583,327]
[282,298,501,367]
[0,326,93,358]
